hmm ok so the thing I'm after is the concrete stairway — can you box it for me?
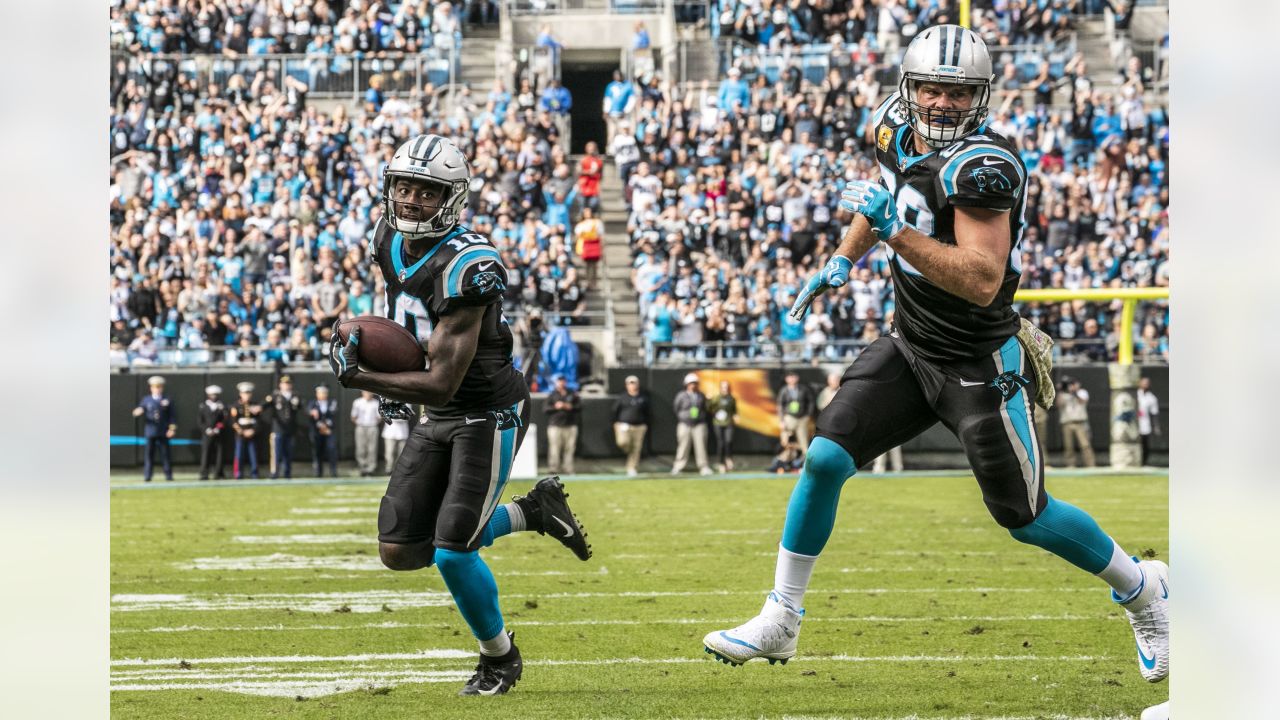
[599,162,643,364]
[1075,16,1120,88]
[457,25,501,96]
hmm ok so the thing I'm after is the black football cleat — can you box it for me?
[513,476,593,561]
[459,634,522,696]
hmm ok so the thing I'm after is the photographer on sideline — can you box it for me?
[1057,376,1096,467]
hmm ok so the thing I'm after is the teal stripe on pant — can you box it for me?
[781,437,857,556]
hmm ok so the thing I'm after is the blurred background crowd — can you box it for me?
[108,0,1168,370]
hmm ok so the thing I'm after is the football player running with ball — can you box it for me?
[329,134,592,696]
[702,26,1168,685]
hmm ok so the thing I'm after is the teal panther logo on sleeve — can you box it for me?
[970,165,1013,194]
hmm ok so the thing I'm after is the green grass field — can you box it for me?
[111,471,1168,719]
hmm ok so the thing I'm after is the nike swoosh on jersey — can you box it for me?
[958,379,987,387]
[465,417,486,425]
[478,261,495,270]
[981,157,1003,166]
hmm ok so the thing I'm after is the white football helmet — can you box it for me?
[382,134,470,239]
[897,24,993,148]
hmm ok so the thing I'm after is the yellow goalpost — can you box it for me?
[1013,287,1170,366]
[1013,287,1169,467]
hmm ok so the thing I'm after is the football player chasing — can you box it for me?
[329,134,592,696]
[702,26,1169,686]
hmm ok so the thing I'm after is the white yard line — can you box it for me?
[112,651,1116,668]
[112,614,1108,634]
[111,649,475,666]
[110,673,471,698]
[309,498,380,504]
[255,519,369,527]
[289,507,369,514]
[111,587,1092,613]
[179,553,609,575]
[233,534,371,544]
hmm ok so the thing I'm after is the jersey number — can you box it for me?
[393,294,432,347]
[447,234,487,252]
[878,166,932,275]
[879,168,935,236]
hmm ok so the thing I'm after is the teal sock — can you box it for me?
[780,437,857,556]
[435,548,505,641]
[1008,494,1114,574]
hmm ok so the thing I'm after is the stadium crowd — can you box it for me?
[110,51,595,367]
[109,0,494,56]
[618,12,1168,364]
[108,1,1167,369]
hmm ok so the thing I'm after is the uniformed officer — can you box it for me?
[308,383,339,477]
[132,376,175,482]
[265,375,302,479]
[230,381,262,479]
[197,384,229,480]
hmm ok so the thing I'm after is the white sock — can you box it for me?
[1097,541,1144,601]
[773,545,818,610]
[478,628,512,657]
[503,502,526,532]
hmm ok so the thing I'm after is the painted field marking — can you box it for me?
[111,586,1094,613]
[256,519,369,527]
[113,614,1110,634]
[112,651,1117,669]
[179,553,611,575]
[233,534,371,544]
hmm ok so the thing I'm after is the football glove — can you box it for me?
[328,321,361,386]
[377,396,416,425]
[789,255,853,322]
[839,180,904,242]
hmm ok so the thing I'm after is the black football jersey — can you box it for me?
[370,219,526,418]
[871,93,1026,363]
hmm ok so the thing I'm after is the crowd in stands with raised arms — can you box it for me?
[109,0,1167,369]
[614,10,1167,365]
[109,0,499,57]
[110,43,591,367]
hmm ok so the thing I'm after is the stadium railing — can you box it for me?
[645,339,873,366]
[642,335,1166,368]
[112,48,459,102]
[708,38,1077,94]
[115,310,611,369]
[505,0,673,15]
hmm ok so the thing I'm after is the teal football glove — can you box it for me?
[789,255,853,322]
[839,180,905,242]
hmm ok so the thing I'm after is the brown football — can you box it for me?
[335,316,425,373]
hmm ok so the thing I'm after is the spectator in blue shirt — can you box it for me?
[543,186,578,228]
[717,67,750,115]
[539,79,572,116]
[603,69,637,142]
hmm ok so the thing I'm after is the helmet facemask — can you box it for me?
[899,74,991,149]
[382,173,467,240]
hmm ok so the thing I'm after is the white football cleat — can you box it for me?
[703,592,803,666]
[1140,701,1169,720]
[1116,558,1169,682]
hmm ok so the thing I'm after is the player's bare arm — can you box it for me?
[788,214,878,321]
[339,305,484,406]
[884,205,1011,306]
[834,213,878,264]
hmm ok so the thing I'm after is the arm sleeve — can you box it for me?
[936,147,1024,211]
[430,246,506,316]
